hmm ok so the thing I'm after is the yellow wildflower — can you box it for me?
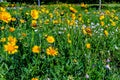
[86,43,91,49]
[31,9,39,19]
[69,7,77,13]
[32,45,40,53]
[0,26,5,30]
[20,19,25,23]
[0,38,6,43]
[31,20,37,27]
[100,21,104,26]
[11,17,16,21]
[0,7,6,11]
[46,46,58,56]
[104,30,108,37]
[0,11,11,23]
[31,78,38,80]
[46,36,55,43]
[8,36,17,44]
[111,21,116,26]
[99,15,104,20]
[9,27,15,32]
[4,42,18,54]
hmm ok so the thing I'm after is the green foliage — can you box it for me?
[0,4,120,79]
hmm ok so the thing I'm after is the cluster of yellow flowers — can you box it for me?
[31,9,39,28]
[32,35,58,56]
[0,7,12,23]
[4,36,18,54]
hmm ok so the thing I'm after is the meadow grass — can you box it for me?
[0,3,120,80]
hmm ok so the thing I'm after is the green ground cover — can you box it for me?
[0,3,120,80]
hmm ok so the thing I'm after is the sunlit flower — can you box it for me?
[21,33,27,37]
[85,27,92,36]
[46,36,55,43]
[20,19,25,23]
[4,42,18,54]
[49,13,53,18]
[0,11,11,23]
[53,20,59,24]
[80,2,87,8]
[0,26,5,30]
[114,16,118,20]
[99,15,105,20]
[46,46,58,56]
[31,20,37,27]
[100,21,104,26]
[0,7,6,11]
[86,43,91,49]
[31,9,39,19]
[9,27,15,32]
[32,45,40,53]
[44,19,49,24]
[8,36,17,44]
[31,77,38,80]
[11,17,16,21]
[69,7,77,13]
[0,38,6,43]
[104,30,108,37]
[111,21,116,26]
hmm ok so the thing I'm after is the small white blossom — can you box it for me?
[105,64,111,70]
[85,74,89,79]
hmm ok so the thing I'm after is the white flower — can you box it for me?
[85,74,89,79]
[105,64,111,70]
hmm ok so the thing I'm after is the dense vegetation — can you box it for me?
[0,3,120,80]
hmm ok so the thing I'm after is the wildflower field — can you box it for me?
[0,3,120,80]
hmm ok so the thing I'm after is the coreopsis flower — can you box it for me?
[20,19,25,23]
[31,77,38,80]
[11,17,16,21]
[32,45,40,53]
[46,46,58,56]
[8,36,17,44]
[104,30,108,37]
[67,33,72,43]
[100,21,104,26]
[31,20,37,27]
[105,10,110,15]
[85,27,92,36]
[69,7,77,13]
[0,26,5,30]
[31,9,39,19]
[0,11,11,23]
[111,21,116,26]
[44,19,49,24]
[0,38,6,43]
[53,20,59,24]
[46,36,55,43]
[71,13,76,20]
[99,15,105,20]
[4,42,18,54]
[114,16,118,20]
[0,7,6,11]
[80,2,87,8]
[21,33,27,37]
[9,27,15,32]
[49,13,53,18]
[86,43,91,49]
